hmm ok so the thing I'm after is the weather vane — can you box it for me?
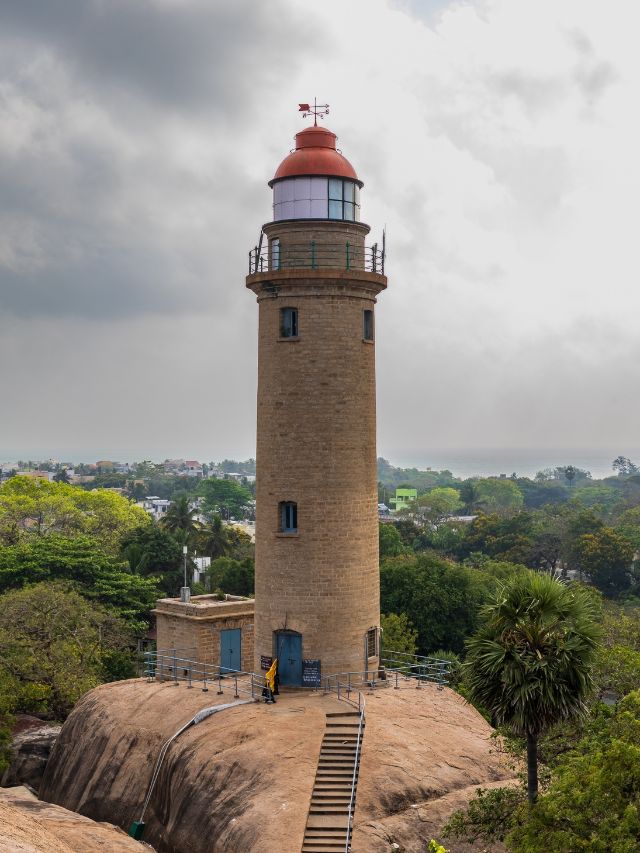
[298,98,330,126]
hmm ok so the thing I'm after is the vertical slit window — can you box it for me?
[271,238,280,271]
[279,501,298,533]
[280,307,298,338]
[363,309,374,341]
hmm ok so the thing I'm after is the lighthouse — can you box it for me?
[247,105,387,685]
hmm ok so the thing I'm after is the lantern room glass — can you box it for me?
[273,178,360,222]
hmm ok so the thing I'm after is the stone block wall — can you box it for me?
[247,232,387,678]
[154,596,255,673]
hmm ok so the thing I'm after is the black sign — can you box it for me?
[260,655,273,671]
[302,659,321,688]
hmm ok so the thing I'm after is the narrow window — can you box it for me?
[366,627,379,658]
[271,238,280,271]
[280,307,298,338]
[363,309,374,341]
[279,501,298,533]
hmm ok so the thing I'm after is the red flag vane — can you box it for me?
[298,98,330,126]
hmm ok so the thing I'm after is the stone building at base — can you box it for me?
[154,595,254,674]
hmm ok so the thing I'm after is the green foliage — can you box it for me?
[160,495,200,537]
[408,487,462,524]
[380,612,418,657]
[380,554,521,655]
[474,478,524,516]
[0,583,133,718]
[0,477,149,552]
[430,649,463,688]
[508,691,640,852]
[199,514,232,559]
[377,458,457,491]
[120,523,183,596]
[576,527,635,596]
[443,785,524,844]
[207,557,254,597]
[199,478,252,519]
[466,573,601,737]
[465,572,601,802]
[0,534,159,628]
[379,523,405,558]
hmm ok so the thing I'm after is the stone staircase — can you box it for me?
[301,711,364,853]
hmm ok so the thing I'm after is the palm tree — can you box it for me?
[465,572,600,803]
[199,514,231,559]
[160,496,199,538]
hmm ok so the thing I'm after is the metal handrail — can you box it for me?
[345,701,364,853]
[248,240,385,275]
[144,650,265,700]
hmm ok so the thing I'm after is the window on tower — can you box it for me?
[279,501,298,533]
[280,307,298,338]
[363,309,374,341]
[271,238,280,271]
[366,627,380,659]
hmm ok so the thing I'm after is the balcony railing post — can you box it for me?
[311,241,316,270]
[346,241,350,270]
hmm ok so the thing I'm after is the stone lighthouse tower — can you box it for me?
[246,106,386,686]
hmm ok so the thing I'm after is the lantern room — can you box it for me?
[269,126,363,222]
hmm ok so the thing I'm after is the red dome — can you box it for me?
[269,126,362,187]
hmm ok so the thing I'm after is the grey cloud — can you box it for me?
[566,29,618,106]
[0,1,321,320]
[2,0,314,118]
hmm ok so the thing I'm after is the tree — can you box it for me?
[0,583,133,718]
[380,612,418,657]
[379,523,405,558]
[53,468,70,484]
[508,691,640,852]
[465,572,600,803]
[408,487,462,525]
[207,557,254,597]
[199,478,252,520]
[459,480,487,514]
[0,478,149,552]
[0,535,160,628]
[199,514,231,559]
[576,527,634,596]
[380,554,517,655]
[564,465,577,487]
[160,496,199,538]
[475,479,524,516]
[612,455,639,477]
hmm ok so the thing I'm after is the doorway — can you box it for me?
[275,630,302,686]
[220,628,241,673]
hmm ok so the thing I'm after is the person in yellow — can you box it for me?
[264,659,278,704]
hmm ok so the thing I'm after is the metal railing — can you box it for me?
[248,241,385,275]
[381,651,452,688]
[143,649,265,700]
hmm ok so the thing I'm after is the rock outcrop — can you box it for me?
[1,717,61,792]
[0,786,146,852]
[40,678,515,853]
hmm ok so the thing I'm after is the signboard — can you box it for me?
[260,655,273,671]
[302,659,321,688]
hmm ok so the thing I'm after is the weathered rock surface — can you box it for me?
[40,678,515,853]
[1,718,61,792]
[0,786,147,852]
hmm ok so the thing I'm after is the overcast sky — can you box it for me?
[1,0,639,472]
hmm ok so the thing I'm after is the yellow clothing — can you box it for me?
[265,659,278,692]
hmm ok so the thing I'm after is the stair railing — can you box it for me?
[345,702,365,852]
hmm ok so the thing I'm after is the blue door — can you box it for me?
[220,628,241,673]
[275,631,302,686]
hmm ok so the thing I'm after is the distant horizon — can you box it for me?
[2,446,637,482]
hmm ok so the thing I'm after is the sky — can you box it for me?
[1,0,639,474]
